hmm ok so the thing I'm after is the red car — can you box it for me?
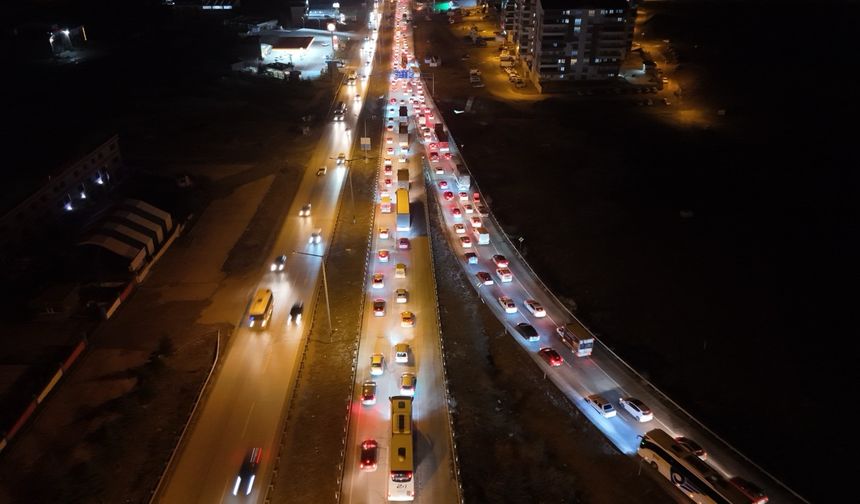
[443,152,452,160]
[438,180,449,190]
[360,439,378,471]
[398,237,410,250]
[442,191,454,201]
[450,207,462,218]
[492,255,509,268]
[539,347,564,367]
[384,178,393,188]
[729,477,769,504]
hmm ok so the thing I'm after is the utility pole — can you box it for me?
[293,251,333,342]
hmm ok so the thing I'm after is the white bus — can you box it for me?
[638,429,750,504]
[388,396,415,501]
[248,288,274,329]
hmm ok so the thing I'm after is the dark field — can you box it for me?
[429,2,857,502]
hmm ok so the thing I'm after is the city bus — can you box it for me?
[555,323,594,357]
[388,396,415,501]
[248,288,274,329]
[638,429,751,504]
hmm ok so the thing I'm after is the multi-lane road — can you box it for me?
[341,1,459,502]
[154,18,381,504]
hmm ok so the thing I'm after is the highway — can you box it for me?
[341,1,460,503]
[154,18,382,504]
[412,16,805,504]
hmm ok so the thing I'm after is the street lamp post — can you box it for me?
[327,22,336,58]
[293,250,333,342]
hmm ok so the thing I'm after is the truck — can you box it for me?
[472,226,489,245]
[397,169,410,190]
[434,123,449,152]
[555,322,595,357]
[453,163,471,191]
[398,123,409,151]
[395,188,410,231]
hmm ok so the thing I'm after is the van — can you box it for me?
[333,101,347,121]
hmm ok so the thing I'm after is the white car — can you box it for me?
[395,288,408,303]
[618,397,653,422]
[453,223,466,234]
[379,227,390,239]
[370,353,385,376]
[309,229,322,244]
[496,268,512,283]
[463,204,474,214]
[586,394,616,418]
[459,236,473,249]
[524,299,546,317]
[469,216,482,227]
[497,296,517,314]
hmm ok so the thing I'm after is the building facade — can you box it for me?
[501,0,637,91]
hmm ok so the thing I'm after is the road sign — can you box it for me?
[361,137,371,150]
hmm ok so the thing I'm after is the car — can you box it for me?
[373,298,386,317]
[498,296,517,314]
[379,227,389,239]
[394,289,408,305]
[383,164,393,176]
[317,166,327,176]
[524,299,546,317]
[399,373,417,396]
[387,146,395,154]
[514,322,539,341]
[463,203,474,214]
[361,380,377,405]
[386,137,394,144]
[539,347,563,367]
[438,180,449,190]
[395,263,407,278]
[496,268,512,282]
[492,255,509,268]
[370,353,385,375]
[390,98,397,104]
[354,93,361,102]
[398,154,407,163]
[477,203,489,216]
[453,223,466,234]
[458,191,468,202]
[398,237,410,250]
[270,254,287,272]
[299,203,311,217]
[288,302,304,324]
[476,272,493,285]
[377,249,390,262]
[429,152,440,162]
[662,97,672,106]
[459,236,473,248]
[443,152,452,160]
[384,178,393,188]
[451,207,463,219]
[469,215,482,227]
[372,273,384,289]
[729,477,769,504]
[442,191,455,201]
[585,394,617,418]
[618,397,653,422]
[233,447,262,496]
[465,252,478,264]
[309,229,323,244]
[359,439,378,471]
[394,343,409,363]
[386,124,394,131]
[400,311,415,327]
[674,436,707,460]
[336,153,346,165]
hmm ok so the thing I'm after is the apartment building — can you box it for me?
[501,0,637,91]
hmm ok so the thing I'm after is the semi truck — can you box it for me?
[395,188,410,231]
[398,123,409,151]
[434,123,449,152]
[453,163,471,191]
[397,169,410,190]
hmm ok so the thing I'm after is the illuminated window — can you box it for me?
[574,18,581,26]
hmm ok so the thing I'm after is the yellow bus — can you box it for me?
[248,288,274,329]
[388,396,414,501]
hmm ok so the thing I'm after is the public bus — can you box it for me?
[388,396,415,501]
[555,323,594,357]
[247,288,274,329]
[638,429,751,504]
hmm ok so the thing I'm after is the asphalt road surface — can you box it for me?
[156,24,381,504]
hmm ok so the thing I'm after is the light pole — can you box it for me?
[293,250,333,342]
[327,22,336,58]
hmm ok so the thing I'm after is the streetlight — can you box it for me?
[327,22,336,58]
[293,250,333,342]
